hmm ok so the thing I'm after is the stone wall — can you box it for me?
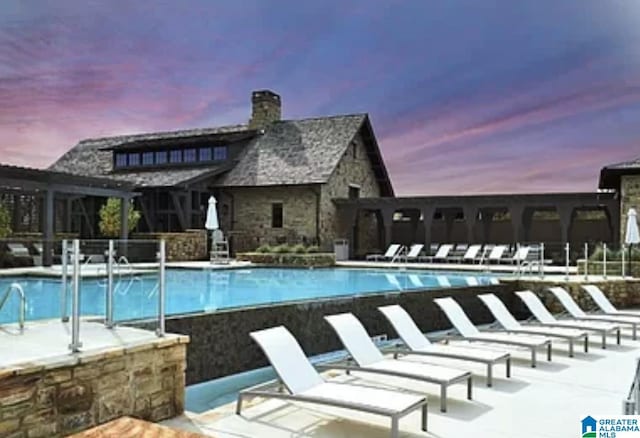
[144,283,519,385]
[321,132,382,252]
[132,229,207,261]
[621,175,640,243]
[0,337,188,438]
[514,279,640,313]
[226,186,319,253]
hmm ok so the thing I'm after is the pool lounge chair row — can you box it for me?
[236,284,639,437]
[367,243,545,264]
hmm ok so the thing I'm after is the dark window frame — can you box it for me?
[169,149,183,163]
[198,147,212,162]
[213,146,227,161]
[184,148,197,163]
[142,151,154,166]
[271,202,283,228]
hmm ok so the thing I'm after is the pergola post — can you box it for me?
[480,209,494,243]
[11,194,21,231]
[120,197,130,241]
[508,204,524,243]
[65,199,73,233]
[522,208,534,242]
[421,205,435,246]
[380,207,395,249]
[43,190,55,266]
[557,205,574,245]
[443,209,456,242]
[463,206,478,243]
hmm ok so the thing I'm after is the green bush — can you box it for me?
[256,244,272,253]
[272,244,290,254]
[98,198,141,238]
[306,245,320,253]
[589,244,640,262]
[0,204,11,238]
[291,244,307,254]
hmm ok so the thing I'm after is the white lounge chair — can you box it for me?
[448,244,482,264]
[548,287,638,340]
[366,244,403,261]
[7,243,30,257]
[379,305,511,387]
[582,284,640,318]
[507,246,530,264]
[325,313,473,412]
[485,245,508,263]
[402,244,424,262]
[478,293,589,357]
[421,244,453,262]
[434,297,552,367]
[238,326,428,438]
[516,290,620,348]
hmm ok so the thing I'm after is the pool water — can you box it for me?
[0,268,497,324]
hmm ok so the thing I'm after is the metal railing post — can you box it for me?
[584,242,589,281]
[516,242,521,278]
[565,242,570,281]
[69,239,82,352]
[61,239,69,322]
[156,239,166,337]
[603,243,608,279]
[539,242,545,279]
[106,240,114,328]
[622,244,627,278]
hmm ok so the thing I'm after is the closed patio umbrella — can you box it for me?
[205,196,219,231]
[625,208,639,276]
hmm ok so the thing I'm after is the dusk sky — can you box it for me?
[1,0,639,195]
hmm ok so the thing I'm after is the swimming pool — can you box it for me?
[0,268,497,324]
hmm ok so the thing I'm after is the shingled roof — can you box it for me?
[599,156,640,190]
[49,113,393,194]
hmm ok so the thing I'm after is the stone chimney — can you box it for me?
[249,90,281,129]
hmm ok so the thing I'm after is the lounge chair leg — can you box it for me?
[602,332,607,349]
[506,357,511,378]
[584,335,589,353]
[568,339,574,358]
[633,325,637,341]
[421,404,428,431]
[235,395,243,415]
[467,377,473,400]
[617,329,621,345]
[391,417,399,438]
[547,343,552,361]
[440,385,447,412]
[487,364,493,387]
[531,349,537,368]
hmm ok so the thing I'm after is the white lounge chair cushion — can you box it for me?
[368,358,468,382]
[516,291,558,324]
[301,382,424,413]
[416,344,508,362]
[582,285,619,313]
[549,319,619,331]
[434,298,479,337]
[463,245,482,260]
[324,313,385,366]
[550,287,639,324]
[434,244,453,258]
[488,245,507,260]
[379,305,432,351]
[469,332,549,347]
[407,244,424,258]
[514,325,585,338]
[478,294,522,331]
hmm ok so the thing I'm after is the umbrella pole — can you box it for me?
[630,244,633,278]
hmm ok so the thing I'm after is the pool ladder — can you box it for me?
[0,283,26,331]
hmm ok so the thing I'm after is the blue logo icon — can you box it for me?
[582,416,597,437]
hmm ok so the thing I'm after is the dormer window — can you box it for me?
[184,148,197,163]
[128,153,140,166]
[113,144,230,170]
[155,151,168,164]
[115,153,127,168]
[170,150,182,163]
[142,151,154,165]
[199,147,211,161]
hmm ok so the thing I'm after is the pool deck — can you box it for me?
[162,335,640,438]
[0,319,181,371]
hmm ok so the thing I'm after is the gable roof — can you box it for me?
[49,114,394,194]
[599,156,640,190]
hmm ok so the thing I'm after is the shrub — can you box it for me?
[98,198,141,238]
[306,245,320,253]
[256,244,272,253]
[291,244,307,254]
[0,204,11,238]
[272,244,290,254]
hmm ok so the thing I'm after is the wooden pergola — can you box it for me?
[0,165,138,266]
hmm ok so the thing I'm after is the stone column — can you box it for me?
[42,190,55,266]
[462,206,478,243]
[480,209,494,243]
[522,208,534,242]
[557,205,574,244]
[443,209,456,242]
[421,205,436,246]
[120,197,130,241]
[508,204,524,243]
[380,207,395,249]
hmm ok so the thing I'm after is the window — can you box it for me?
[348,185,360,199]
[170,149,182,163]
[142,152,154,166]
[184,148,197,163]
[271,203,283,228]
[213,146,227,161]
[115,153,127,168]
[351,141,357,159]
[198,147,211,162]
[155,150,168,164]
[128,153,140,166]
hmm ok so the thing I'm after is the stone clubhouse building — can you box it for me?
[0,89,637,259]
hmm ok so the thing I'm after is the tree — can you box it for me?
[98,198,141,238]
[0,204,11,238]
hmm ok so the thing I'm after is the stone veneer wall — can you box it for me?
[621,175,640,244]
[514,279,640,313]
[227,185,319,253]
[321,132,382,252]
[141,283,519,385]
[132,229,207,261]
[0,337,188,438]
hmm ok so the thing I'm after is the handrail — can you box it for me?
[624,358,640,413]
[0,283,26,331]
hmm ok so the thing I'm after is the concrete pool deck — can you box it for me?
[162,338,640,438]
